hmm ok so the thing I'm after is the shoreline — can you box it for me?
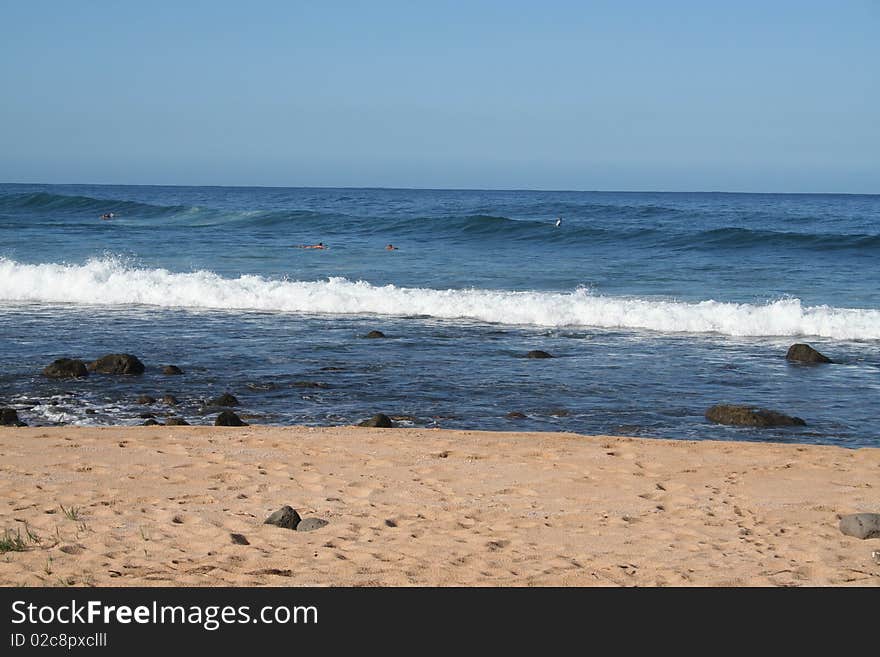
[1,425,878,586]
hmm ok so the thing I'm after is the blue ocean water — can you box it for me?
[1,183,878,446]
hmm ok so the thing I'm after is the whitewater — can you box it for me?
[2,257,879,340]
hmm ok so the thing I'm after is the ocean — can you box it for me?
[1,183,878,447]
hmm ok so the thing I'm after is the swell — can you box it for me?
[2,192,877,251]
[2,257,879,340]
[0,191,190,218]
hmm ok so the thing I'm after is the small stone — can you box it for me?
[215,410,247,427]
[296,518,329,532]
[43,358,89,379]
[230,533,250,545]
[172,515,184,524]
[526,350,554,359]
[358,413,394,428]
[839,513,880,539]
[88,353,145,375]
[58,544,85,555]
[786,343,832,364]
[163,365,183,375]
[705,404,806,427]
[210,393,239,407]
[264,506,302,530]
[0,408,26,426]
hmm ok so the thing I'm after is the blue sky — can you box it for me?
[1,1,877,192]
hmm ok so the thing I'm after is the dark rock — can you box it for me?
[138,412,156,419]
[839,513,880,539]
[292,381,328,389]
[264,506,302,530]
[705,404,806,427]
[165,417,190,426]
[84,409,97,415]
[43,358,89,379]
[162,394,179,405]
[137,395,156,405]
[506,411,527,419]
[142,419,162,426]
[88,353,145,375]
[786,343,832,364]
[296,518,329,532]
[358,413,394,428]
[364,330,386,339]
[215,410,247,427]
[210,393,239,407]
[0,408,26,426]
[230,533,250,545]
[526,350,554,359]
[162,365,183,375]
[320,366,346,371]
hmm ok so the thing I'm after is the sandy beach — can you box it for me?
[0,425,877,587]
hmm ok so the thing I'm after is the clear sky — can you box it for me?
[1,1,877,192]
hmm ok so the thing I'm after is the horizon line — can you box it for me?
[1,180,877,197]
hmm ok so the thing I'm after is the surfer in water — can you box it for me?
[555,217,562,228]
[385,244,398,250]
[297,242,326,249]
[100,212,115,220]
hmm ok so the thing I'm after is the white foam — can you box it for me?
[1,257,878,339]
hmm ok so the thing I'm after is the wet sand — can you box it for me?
[0,426,877,586]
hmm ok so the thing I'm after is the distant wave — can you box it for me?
[0,191,189,218]
[1,257,878,339]
[2,192,878,250]
[660,227,880,250]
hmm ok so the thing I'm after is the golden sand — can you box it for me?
[1,426,877,586]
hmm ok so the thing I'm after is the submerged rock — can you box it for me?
[215,410,247,427]
[506,411,527,419]
[0,408,27,426]
[364,330,386,339]
[786,343,832,364]
[526,350,554,359]
[137,395,156,405]
[705,404,806,427]
[209,393,239,407]
[839,513,880,539]
[162,394,179,405]
[292,381,328,389]
[358,413,394,428]
[264,506,302,530]
[89,353,145,375]
[162,365,183,375]
[142,419,162,426]
[43,358,89,379]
